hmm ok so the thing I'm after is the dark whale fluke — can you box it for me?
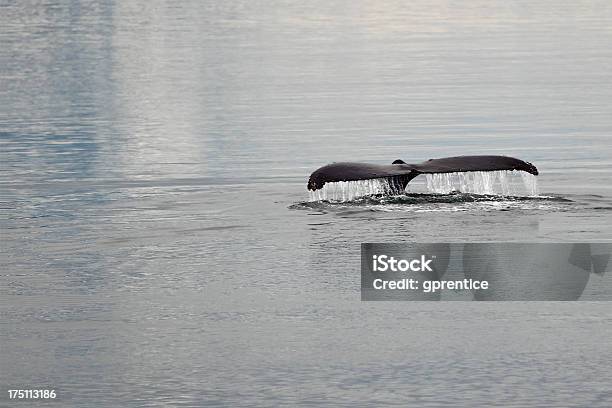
[307,155,538,191]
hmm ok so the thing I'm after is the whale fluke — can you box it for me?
[307,155,538,191]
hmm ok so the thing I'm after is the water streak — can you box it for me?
[308,177,405,202]
[425,170,538,196]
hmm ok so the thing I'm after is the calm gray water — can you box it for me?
[1,1,612,406]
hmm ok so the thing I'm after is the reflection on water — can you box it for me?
[2,0,612,406]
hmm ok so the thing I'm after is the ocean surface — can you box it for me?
[1,1,612,406]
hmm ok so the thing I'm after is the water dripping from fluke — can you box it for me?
[425,170,538,196]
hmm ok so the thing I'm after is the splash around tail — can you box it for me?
[308,170,538,202]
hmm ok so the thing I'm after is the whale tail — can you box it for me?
[307,155,538,191]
